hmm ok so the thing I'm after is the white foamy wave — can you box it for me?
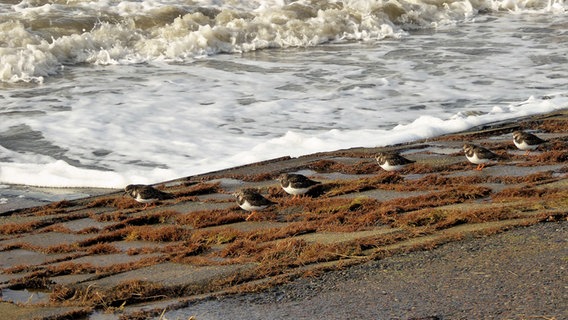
[0,144,176,188]
[3,0,565,82]
[0,22,56,83]
[1,94,566,188]
[490,0,566,12]
[0,21,135,82]
[236,94,568,161]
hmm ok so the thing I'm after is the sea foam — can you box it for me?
[1,94,566,188]
[3,0,563,83]
[1,0,567,191]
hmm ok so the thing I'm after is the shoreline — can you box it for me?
[0,110,566,319]
[0,185,117,215]
[2,109,564,215]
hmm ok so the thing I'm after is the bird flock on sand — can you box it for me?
[124,130,549,218]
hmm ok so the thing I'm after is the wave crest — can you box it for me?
[1,0,565,82]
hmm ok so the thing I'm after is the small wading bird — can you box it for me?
[278,173,320,199]
[233,189,276,221]
[124,184,174,209]
[462,143,499,171]
[375,152,415,172]
[512,130,546,155]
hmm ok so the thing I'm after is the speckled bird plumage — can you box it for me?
[462,143,498,170]
[513,131,546,154]
[278,173,320,196]
[124,184,174,208]
[375,152,415,172]
[233,189,275,220]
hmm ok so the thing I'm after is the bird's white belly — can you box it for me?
[135,196,157,203]
[466,154,490,165]
[239,201,267,212]
[283,185,309,195]
[514,140,537,151]
[380,163,404,171]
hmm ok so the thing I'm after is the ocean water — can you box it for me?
[1,0,567,209]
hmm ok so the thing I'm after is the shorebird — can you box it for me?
[278,173,320,199]
[462,143,499,171]
[512,130,546,155]
[375,152,415,172]
[233,189,276,221]
[124,184,174,209]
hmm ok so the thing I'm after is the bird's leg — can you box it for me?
[143,202,157,210]
[291,194,307,203]
[246,211,257,221]
[292,194,302,201]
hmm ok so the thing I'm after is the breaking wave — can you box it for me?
[1,0,566,83]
